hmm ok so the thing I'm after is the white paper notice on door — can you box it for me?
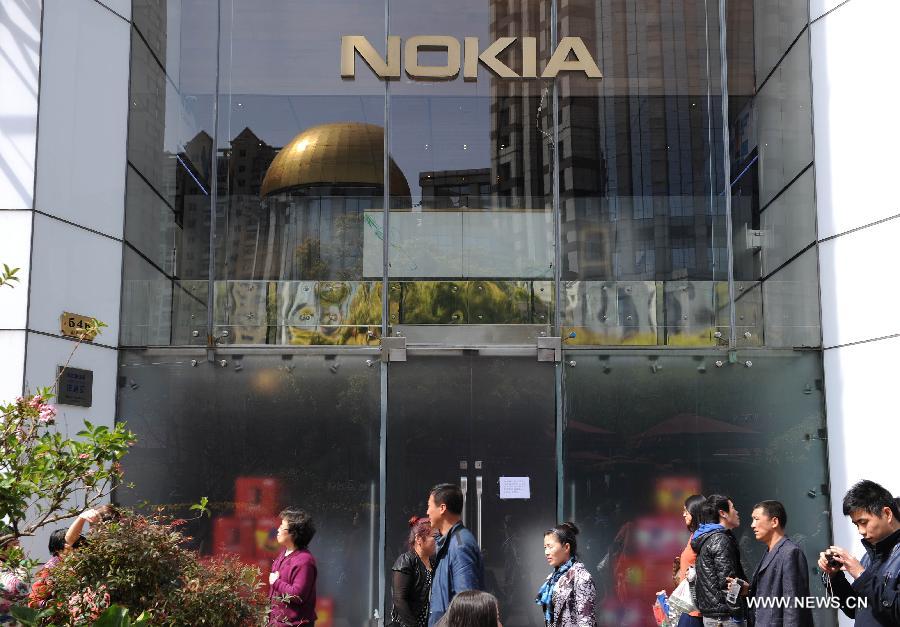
[499,476,531,500]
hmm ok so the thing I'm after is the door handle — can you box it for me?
[476,475,483,547]
[460,476,468,526]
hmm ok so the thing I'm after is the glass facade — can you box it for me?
[118,1,830,626]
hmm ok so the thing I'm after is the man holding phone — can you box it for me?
[818,480,900,627]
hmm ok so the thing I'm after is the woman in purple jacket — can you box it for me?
[269,508,318,626]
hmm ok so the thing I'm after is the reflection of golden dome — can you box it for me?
[260,122,410,198]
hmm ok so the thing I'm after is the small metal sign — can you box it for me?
[57,367,93,407]
[60,312,97,341]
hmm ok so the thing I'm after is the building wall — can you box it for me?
[0,0,130,557]
[810,0,900,565]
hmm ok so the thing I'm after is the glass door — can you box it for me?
[385,355,557,627]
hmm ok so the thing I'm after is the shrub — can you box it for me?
[29,511,267,626]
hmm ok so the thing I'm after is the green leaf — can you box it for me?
[189,496,210,517]
[10,606,40,625]
[94,605,131,627]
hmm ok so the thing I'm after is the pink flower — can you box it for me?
[38,404,56,424]
[28,395,43,408]
[78,453,90,459]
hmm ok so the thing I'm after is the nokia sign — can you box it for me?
[341,35,602,80]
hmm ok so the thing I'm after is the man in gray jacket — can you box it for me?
[735,500,813,627]
[427,483,485,627]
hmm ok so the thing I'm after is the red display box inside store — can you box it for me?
[234,477,281,518]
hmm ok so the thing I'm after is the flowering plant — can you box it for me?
[17,510,267,626]
[0,387,135,550]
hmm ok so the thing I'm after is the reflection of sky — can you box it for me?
[173,0,511,199]
[179,0,499,97]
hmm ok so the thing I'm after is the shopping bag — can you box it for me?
[668,577,697,615]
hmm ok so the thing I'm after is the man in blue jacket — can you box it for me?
[818,480,900,627]
[426,483,485,627]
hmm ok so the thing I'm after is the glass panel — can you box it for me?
[762,246,821,348]
[385,1,555,344]
[120,246,173,346]
[727,5,816,348]
[118,350,382,625]
[562,350,834,627]
[386,356,557,626]
[213,1,387,345]
[124,2,216,346]
[752,0,808,86]
[558,1,730,346]
[759,167,816,278]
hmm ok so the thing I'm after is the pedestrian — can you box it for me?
[61,505,116,549]
[735,500,812,627]
[691,494,747,627]
[29,528,87,608]
[818,479,900,627]
[392,516,437,627]
[535,522,596,627]
[269,507,317,627]
[1,533,28,626]
[674,495,706,627]
[427,483,485,627]
[438,590,502,627]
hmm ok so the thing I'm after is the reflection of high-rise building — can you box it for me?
[489,1,549,209]
[488,0,756,282]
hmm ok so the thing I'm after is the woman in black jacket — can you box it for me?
[392,516,437,627]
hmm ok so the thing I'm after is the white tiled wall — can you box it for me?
[0,0,41,209]
[0,210,33,328]
[812,0,900,238]
[824,335,900,550]
[819,217,900,348]
[23,331,118,431]
[0,331,27,401]
[95,0,131,21]
[813,0,900,582]
[27,212,123,345]
[35,0,130,238]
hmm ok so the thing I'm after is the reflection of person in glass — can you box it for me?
[269,508,317,627]
[536,522,597,627]
[674,495,706,627]
[437,590,502,627]
[392,516,437,627]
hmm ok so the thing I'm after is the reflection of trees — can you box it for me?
[398,281,539,324]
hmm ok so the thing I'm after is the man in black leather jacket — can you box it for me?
[691,494,748,627]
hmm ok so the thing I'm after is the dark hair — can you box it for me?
[753,500,788,530]
[684,494,706,533]
[707,494,733,522]
[49,529,67,556]
[842,480,899,518]
[544,521,579,557]
[280,507,316,549]
[438,590,499,627]
[430,483,464,516]
[96,504,120,523]
[407,516,432,551]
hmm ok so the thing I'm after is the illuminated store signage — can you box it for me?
[341,35,602,80]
